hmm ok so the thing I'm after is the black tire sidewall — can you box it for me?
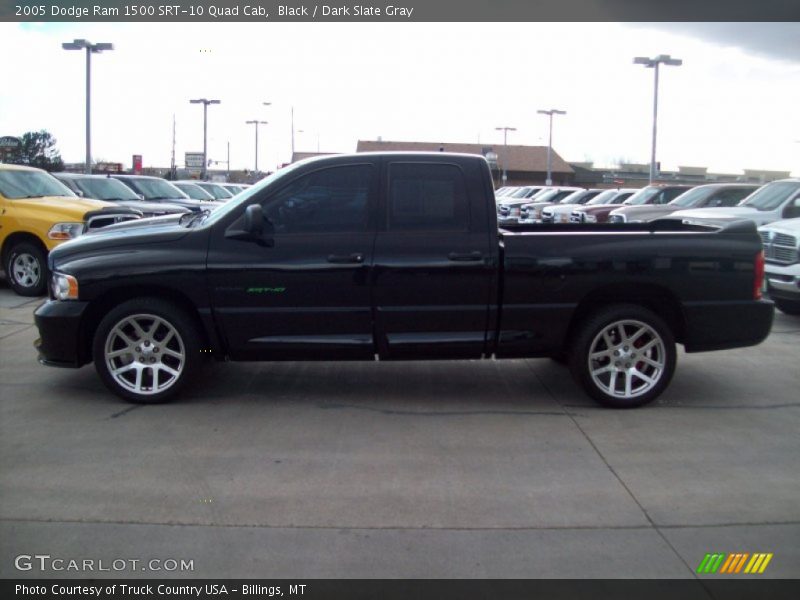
[92,298,202,403]
[773,298,800,316]
[569,304,677,408]
[6,242,48,296]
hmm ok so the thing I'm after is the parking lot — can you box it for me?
[0,280,798,579]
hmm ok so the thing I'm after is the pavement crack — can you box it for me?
[526,360,705,584]
[317,402,566,417]
[108,405,144,419]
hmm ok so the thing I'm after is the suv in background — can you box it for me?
[53,173,190,218]
[517,186,583,223]
[569,189,638,223]
[609,183,759,223]
[111,174,223,212]
[496,186,549,224]
[759,217,800,315]
[672,179,800,227]
[0,164,140,296]
[172,181,216,202]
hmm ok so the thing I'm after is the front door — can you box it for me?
[207,161,379,360]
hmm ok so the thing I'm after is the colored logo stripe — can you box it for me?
[697,553,773,574]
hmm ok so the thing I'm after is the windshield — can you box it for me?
[73,177,139,201]
[623,186,660,206]
[203,162,307,227]
[558,190,597,205]
[740,181,800,211]
[174,182,215,201]
[119,177,189,200]
[509,187,534,198]
[668,186,715,208]
[531,189,560,203]
[0,169,76,199]
[197,182,234,200]
[586,190,619,205]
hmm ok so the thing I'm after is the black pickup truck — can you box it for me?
[34,153,773,407]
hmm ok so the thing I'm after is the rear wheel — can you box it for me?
[774,298,800,316]
[6,242,48,296]
[93,298,203,403]
[569,304,676,408]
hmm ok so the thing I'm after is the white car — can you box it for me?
[672,178,800,227]
[759,217,800,315]
[539,188,611,224]
[517,186,583,223]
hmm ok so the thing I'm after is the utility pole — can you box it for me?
[537,109,566,186]
[494,126,517,185]
[189,98,221,180]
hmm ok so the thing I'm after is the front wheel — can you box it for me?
[92,298,203,403]
[569,304,676,408]
[6,242,48,296]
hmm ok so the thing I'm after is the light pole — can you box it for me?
[62,39,113,174]
[537,109,566,186]
[245,120,268,174]
[494,126,516,185]
[634,54,682,184]
[189,98,220,180]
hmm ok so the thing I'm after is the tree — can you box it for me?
[9,130,64,172]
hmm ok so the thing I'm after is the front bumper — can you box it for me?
[764,262,800,302]
[682,299,774,353]
[34,300,91,368]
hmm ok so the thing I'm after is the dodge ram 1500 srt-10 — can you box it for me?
[34,153,773,407]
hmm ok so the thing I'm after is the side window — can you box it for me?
[714,189,751,207]
[263,165,373,234]
[660,188,685,204]
[388,163,468,231]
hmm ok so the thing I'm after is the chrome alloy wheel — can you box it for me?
[11,253,41,289]
[587,319,666,399]
[104,313,185,396]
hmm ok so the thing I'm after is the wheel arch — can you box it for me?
[1,232,49,265]
[79,286,217,365]
[564,283,686,351]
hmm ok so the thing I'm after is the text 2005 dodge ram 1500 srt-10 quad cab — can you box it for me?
[34,153,774,407]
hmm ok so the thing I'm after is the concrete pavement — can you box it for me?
[1,281,798,578]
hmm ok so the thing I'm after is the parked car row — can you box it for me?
[1,163,249,296]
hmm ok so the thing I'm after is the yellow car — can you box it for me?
[0,164,140,296]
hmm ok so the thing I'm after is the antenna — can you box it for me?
[170,114,176,179]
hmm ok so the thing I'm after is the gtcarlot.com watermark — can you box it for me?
[14,554,194,573]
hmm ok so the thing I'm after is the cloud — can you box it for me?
[637,23,800,64]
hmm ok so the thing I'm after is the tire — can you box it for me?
[5,242,48,296]
[774,298,800,316]
[92,298,203,403]
[569,304,676,408]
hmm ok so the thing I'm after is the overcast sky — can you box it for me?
[2,21,799,175]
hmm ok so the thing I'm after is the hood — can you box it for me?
[113,200,188,215]
[49,214,190,262]
[579,204,623,214]
[611,204,673,217]
[671,207,757,220]
[545,203,583,213]
[9,195,115,221]
[759,217,800,235]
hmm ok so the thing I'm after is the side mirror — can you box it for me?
[244,204,264,235]
[75,190,84,197]
[137,194,145,201]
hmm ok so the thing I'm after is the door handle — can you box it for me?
[327,253,364,264]
[447,251,483,262]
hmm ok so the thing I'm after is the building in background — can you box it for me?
[355,140,574,187]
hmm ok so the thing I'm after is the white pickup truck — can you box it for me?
[759,217,800,315]
[671,178,800,226]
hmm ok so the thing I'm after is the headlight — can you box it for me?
[48,222,84,240]
[584,213,597,223]
[51,273,79,300]
[510,207,521,217]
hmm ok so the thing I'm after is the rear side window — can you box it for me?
[710,188,754,207]
[388,163,468,231]
[263,165,373,234]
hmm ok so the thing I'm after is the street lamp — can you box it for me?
[62,39,113,174]
[245,120,268,174]
[189,98,220,180]
[634,54,682,184]
[494,126,516,185]
[537,109,566,186]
